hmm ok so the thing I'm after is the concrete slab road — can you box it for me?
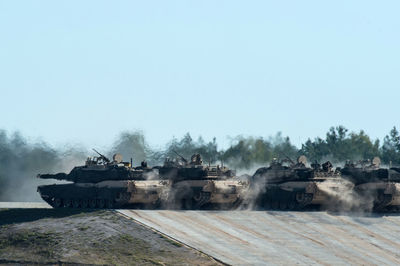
[118,210,400,266]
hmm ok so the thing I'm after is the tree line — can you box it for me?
[1,125,400,200]
[112,126,400,169]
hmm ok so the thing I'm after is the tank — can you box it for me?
[158,152,247,209]
[250,156,353,210]
[37,150,168,209]
[341,157,400,211]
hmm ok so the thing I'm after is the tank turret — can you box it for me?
[340,157,389,185]
[37,150,151,183]
[158,152,234,181]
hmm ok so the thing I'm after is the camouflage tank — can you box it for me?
[37,150,168,209]
[158,152,247,209]
[341,157,400,211]
[250,156,353,210]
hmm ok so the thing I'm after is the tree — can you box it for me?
[160,133,221,164]
[381,127,400,165]
[348,130,380,160]
[300,126,380,163]
[300,137,328,162]
[221,133,297,169]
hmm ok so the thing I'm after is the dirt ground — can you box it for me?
[0,209,222,265]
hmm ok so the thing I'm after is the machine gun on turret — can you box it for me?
[92,149,111,164]
[172,150,188,164]
[282,154,296,167]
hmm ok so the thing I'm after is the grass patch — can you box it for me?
[119,234,135,243]
[0,230,58,248]
[0,230,60,259]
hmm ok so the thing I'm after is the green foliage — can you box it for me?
[221,133,298,169]
[301,138,327,162]
[74,126,400,168]
[382,127,400,165]
[301,126,381,163]
[110,131,150,164]
[0,229,60,259]
[158,133,220,164]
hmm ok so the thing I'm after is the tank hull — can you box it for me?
[355,182,400,211]
[253,176,354,211]
[340,165,400,211]
[165,179,247,209]
[37,180,169,209]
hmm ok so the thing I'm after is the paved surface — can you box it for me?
[0,202,51,208]
[2,203,400,265]
[118,210,400,266]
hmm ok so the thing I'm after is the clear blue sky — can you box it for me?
[0,1,399,150]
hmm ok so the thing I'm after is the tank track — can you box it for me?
[256,192,311,211]
[41,196,119,209]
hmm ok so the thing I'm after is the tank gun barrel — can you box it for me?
[37,173,68,180]
[93,148,110,163]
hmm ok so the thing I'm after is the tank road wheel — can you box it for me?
[295,192,305,203]
[153,199,162,209]
[97,199,106,208]
[105,200,114,209]
[377,193,385,203]
[64,199,73,208]
[181,198,194,210]
[89,199,97,209]
[145,199,161,210]
[287,201,297,210]
[295,192,311,208]
[193,192,202,202]
[192,192,203,208]
[305,193,313,203]
[192,192,210,209]
[172,188,195,210]
[374,193,385,211]
[279,201,288,210]
[384,194,393,205]
[263,199,271,210]
[80,199,89,208]
[72,199,80,208]
[53,198,63,208]
[271,201,279,210]
[374,193,392,211]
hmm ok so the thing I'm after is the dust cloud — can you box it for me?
[0,129,391,213]
[0,131,87,201]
